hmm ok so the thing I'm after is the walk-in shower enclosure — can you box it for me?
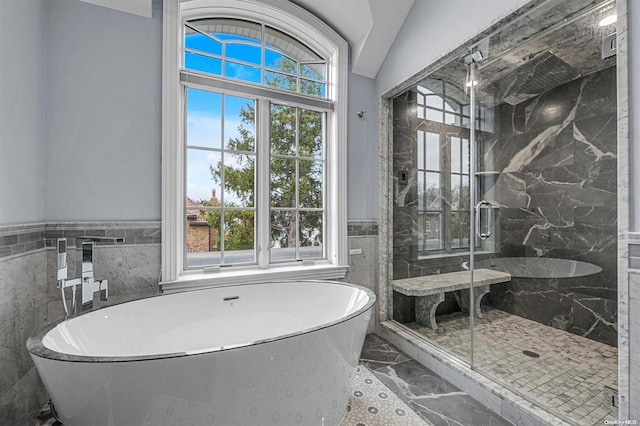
[388,0,619,424]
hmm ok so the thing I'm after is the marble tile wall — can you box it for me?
[391,91,475,282]
[345,221,379,334]
[43,222,162,317]
[488,67,617,274]
[0,224,48,425]
[391,66,618,346]
[0,222,161,425]
[485,66,618,346]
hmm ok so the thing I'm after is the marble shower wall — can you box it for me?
[485,66,617,276]
[391,66,618,346]
[391,89,494,323]
[0,222,161,425]
[484,66,618,346]
[392,91,478,281]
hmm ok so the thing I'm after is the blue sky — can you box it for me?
[183,29,322,205]
[186,88,254,205]
[184,32,261,204]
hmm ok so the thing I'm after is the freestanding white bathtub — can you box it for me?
[27,280,375,426]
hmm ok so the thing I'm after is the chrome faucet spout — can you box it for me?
[56,238,110,316]
[79,242,109,310]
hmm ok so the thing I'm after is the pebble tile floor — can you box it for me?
[407,308,618,426]
[35,333,511,426]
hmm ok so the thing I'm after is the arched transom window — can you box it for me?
[184,18,327,97]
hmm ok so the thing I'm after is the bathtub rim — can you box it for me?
[27,279,376,364]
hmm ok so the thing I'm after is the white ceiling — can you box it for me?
[77,0,153,18]
[77,0,415,79]
[291,0,415,78]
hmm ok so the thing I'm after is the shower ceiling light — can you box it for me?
[542,103,562,119]
[599,15,617,26]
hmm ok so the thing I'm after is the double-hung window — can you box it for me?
[415,80,476,255]
[161,0,348,289]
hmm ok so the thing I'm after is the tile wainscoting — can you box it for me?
[345,220,379,334]
[0,224,48,425]
[0,222,161,425]
[43,222,162,317]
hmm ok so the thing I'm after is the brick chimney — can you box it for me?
[210,189,219,206]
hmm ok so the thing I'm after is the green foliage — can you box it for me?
[208,57,324,252]
[203,207,254,250]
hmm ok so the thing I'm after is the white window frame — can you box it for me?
[161,0,348,292]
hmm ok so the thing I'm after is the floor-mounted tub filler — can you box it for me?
[27,280,375,426]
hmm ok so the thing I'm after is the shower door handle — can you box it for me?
[475,200,493,240]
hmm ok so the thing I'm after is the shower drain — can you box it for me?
[522,350,540,358]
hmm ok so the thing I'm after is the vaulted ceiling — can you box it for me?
[290,0,415,78]
[78,0,415,79]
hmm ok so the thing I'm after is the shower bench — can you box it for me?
[392,269,511,330]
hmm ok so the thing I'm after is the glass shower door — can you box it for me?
[390,0,618,423]
[468,1,619,423]
[391,67,474,363]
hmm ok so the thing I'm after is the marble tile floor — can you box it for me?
[359,333,512,426]
[406,308,618,426]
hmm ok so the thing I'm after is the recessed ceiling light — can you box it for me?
[599,15,617,26]
[466,80,477,88]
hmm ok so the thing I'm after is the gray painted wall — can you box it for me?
[347,73,379,219]
[0,0,46,226]
[39,0,381,222]
[43,0,162,221]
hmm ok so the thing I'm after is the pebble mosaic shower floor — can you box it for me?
[407,308,618,426]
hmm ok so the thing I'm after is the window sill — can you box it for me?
[160,262,349,294]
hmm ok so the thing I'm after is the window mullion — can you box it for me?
[257,99,271,268]
[261,23,265,87]
[295,108,300,260]
[443,135,452,252]
[219,95,226,264]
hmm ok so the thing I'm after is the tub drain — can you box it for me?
[522,350,540,358]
